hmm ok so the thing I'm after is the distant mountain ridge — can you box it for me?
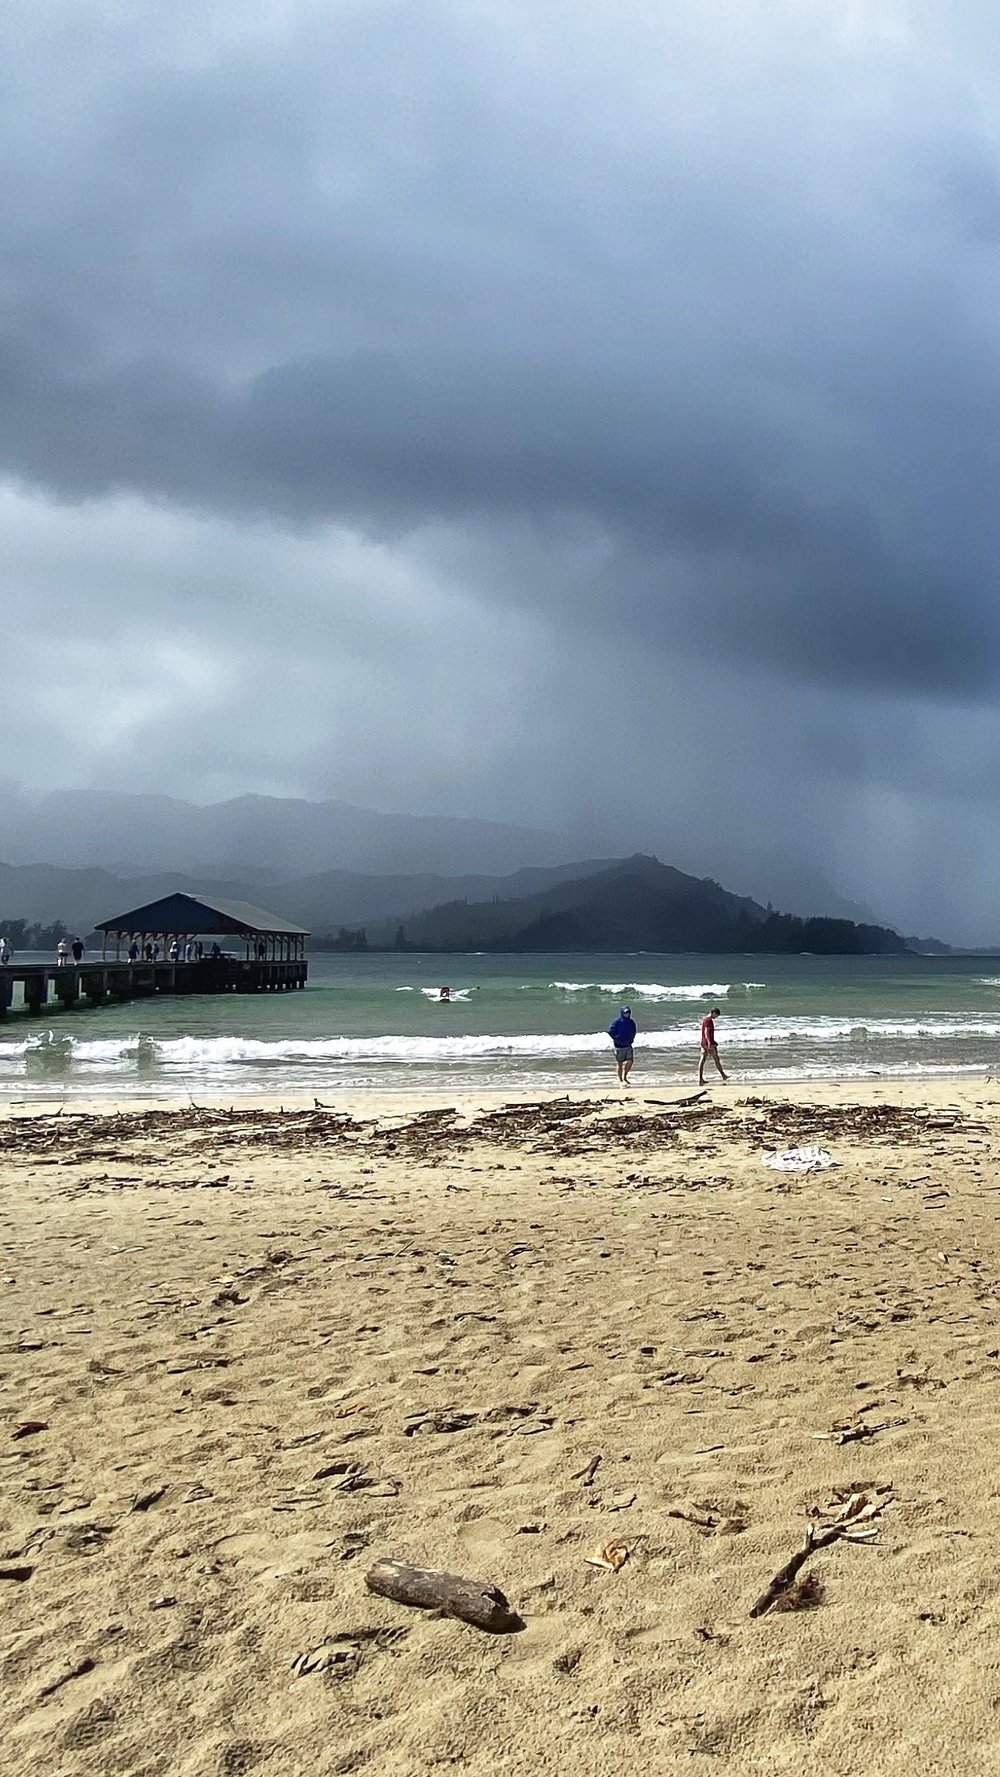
[0,850,922,956]
[366,854,911,955]
[0,786,579,876]
[0,786,949,947]
[0,857,615,937]
[0,784,926,937]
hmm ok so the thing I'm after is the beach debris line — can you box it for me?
[365,1559,524,1632]
[738,1098,981,1148]
[0,1094,976,1176]
[749,1486,892,1618]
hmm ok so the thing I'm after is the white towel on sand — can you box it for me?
[763,1146,834,1172]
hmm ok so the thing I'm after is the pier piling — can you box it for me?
[0,956,307,1020]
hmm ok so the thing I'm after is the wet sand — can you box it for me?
[2,1078,1000,1775]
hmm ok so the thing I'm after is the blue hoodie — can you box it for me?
[608,1010,636,1047]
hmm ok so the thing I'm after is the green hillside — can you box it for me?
[374,855,910,955]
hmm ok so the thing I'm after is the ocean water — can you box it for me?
[3,951,1000,1101]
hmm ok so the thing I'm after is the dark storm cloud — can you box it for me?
[6,2,1000,938]
[3,328,996,699]
[4,1,1000,701]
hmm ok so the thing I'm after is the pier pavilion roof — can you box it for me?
[95,892,308,938]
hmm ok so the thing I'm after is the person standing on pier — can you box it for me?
[128,940,140,963]
[56,938,69,967]
[71,938,84,963]
[0,938,10,965]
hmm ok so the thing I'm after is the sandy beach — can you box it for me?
[3,1076,1000,1775]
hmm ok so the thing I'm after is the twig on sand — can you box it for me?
[37,1656,96,1701]
[749,1525,837,1617]
[750,1489,891,1618]
[572,1454,602,1486]
[812,1417,904,1445]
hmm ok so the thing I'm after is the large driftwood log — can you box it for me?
[366,1559,523,1632]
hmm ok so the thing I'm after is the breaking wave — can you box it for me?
[550,980,765,1000]
[4,1014,1000,1073]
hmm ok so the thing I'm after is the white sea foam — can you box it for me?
[4,1014,1000,1075]
[16,1033,149,1064]
[550,980,749,1000]
[748,1059,991,1082]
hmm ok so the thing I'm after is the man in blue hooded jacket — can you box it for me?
[607,1004,637,1085]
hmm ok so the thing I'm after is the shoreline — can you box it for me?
[1,1071,997,1119]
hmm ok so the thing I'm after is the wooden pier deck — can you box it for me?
[0,957,307,1018]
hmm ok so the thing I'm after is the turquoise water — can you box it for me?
[3,951,1000,1099]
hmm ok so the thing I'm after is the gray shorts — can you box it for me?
[614,1045,634,1063]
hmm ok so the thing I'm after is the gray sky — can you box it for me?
[3,1,1000,938]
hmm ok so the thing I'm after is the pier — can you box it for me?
[0,889,310,1020]
[0,954,307,1018]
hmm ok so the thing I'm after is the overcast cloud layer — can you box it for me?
[3,1,1000,938]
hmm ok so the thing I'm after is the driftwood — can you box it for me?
[365,1559,523,1633]
[643,1092,709,1108]
[748,1525,839,1617]
[750,1489,891,1617]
